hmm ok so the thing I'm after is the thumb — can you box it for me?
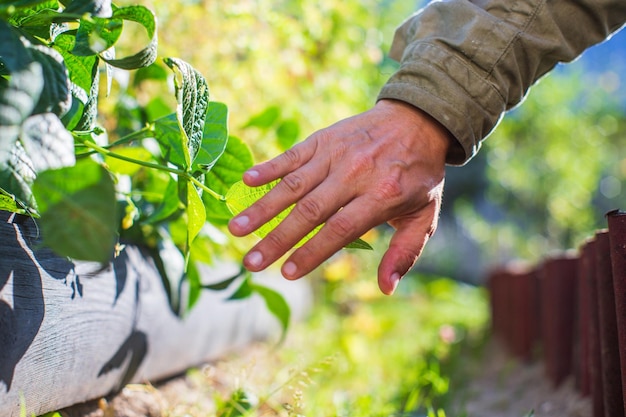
[378,205,439,295]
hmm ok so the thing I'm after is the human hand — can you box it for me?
[228,99,452,295]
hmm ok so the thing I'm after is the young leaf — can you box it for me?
[185,181,206,247]
[164,57,209,168]
[32,158,117,263]
[251,283,290,344]
[225,180,373,250]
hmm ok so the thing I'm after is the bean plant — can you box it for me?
[0,2,326,339]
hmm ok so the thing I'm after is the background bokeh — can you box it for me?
[112,0,626,285]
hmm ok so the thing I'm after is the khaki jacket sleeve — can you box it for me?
[378,0,626,165]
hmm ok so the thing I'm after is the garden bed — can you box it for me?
[0,211,312,417]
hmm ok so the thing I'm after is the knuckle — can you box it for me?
[326,214,357,239]
[264,228,288,250]
[374,177,404,203]
[282,147,302,167]
[280,173,305,195]
[344,153,375,182]
[294,198,324,224]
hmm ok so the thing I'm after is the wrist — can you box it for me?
[376,99,454,164]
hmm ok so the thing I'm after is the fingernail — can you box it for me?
[244,170,259,181]
[389,272,401,294]
[246,251,263,268]
[283,261,298,279]
[232,215,249,229]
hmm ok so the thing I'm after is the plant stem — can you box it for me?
[189,175,226,201]
[77,138,226,201]
[80,138,183,175]
[107,125,155,148]
[73,126,153,155]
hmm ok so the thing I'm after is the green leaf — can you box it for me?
[20,112,75,172]
[102,6,158,69]
[145,174,181,224]
[217,388,256,417]
[62,0,112,18]
[133,61,168,86]
[184,258,202,312]
[0,21,44,160]
[225,180,372,250]
[251,283,290,344]
[345,237,373,250]
[53,32,98,98]
[8,2,61,39]
[202,274,240,291]
[192,101,228,173]
[153,113,188,169]
[53,33,101,130]
[202,135,253,224]
[29,43,72,117]
[0,190,26,214]
[32,158,117,262]
[73,13,123,56]
[276,118,300,151]
[74,55,99,131]
[104,146,153,176]
[164,57,209,168]
[228,274,253,300]
[0,141,36,207]
[186,180,205,247]
[189,234,213,265]
[70,5,157,69]
[243,105,280,129]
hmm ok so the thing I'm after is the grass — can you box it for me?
[163,253,489,417]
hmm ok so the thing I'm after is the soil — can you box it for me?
[450,341,592,417]
[57,341,592,417]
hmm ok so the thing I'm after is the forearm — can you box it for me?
[378,0,626,165]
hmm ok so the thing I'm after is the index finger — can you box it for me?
[242,134,320,187]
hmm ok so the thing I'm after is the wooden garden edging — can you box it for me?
[488,209,626,417]
[0,211,312,417]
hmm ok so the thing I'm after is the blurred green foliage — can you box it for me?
[450,70,626,268]
[113,0,625,278]
[133,0,415,158]
[175,274,488,416]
